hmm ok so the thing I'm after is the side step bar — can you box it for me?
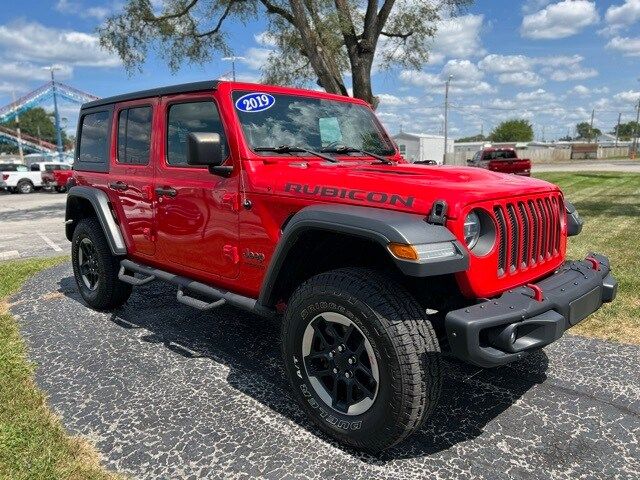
[118,259,263,314]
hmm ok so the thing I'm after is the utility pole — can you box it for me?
[633,98,640,158]
[615,113,621,148]
[443,74,453,164]
[44,66,64,161]
[221,56,245,81]
[11,91,24,164]
[588,108,595,143]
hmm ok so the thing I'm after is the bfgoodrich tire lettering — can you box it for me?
[282,267,442,452]
[72,217,132,310]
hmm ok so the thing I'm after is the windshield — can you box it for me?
[232,91,395,156]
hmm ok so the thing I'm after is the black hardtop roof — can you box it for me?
[81,80,220,109]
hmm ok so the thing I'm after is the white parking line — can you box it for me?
[0,250,20,260]
[38,233,63,252]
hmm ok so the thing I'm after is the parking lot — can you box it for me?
[0,190,67,260]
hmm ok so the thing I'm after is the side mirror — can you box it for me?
[187,132,223,167]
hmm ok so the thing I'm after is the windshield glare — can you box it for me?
[232,91,395,156]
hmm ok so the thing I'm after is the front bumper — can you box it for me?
[445,253,617,367]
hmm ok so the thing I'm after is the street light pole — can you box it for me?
[633,98,640,158]
[44,66,64,162]
[11,91,24,164]
[221,56,246,81]
[443,74,453,164]
[614,112,621,148]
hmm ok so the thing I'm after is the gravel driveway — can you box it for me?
[11,263,640,479]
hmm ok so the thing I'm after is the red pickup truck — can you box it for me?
[41,163,73,192]
[469,147,531,176]
[65,80,615,451]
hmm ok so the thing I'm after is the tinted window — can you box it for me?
[232,91,394,156]
[167,101,227,166]
[79,111,110,164]
[31,164,40,171]
[118,106,152,165]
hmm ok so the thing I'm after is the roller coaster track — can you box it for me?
[0,81,99,154]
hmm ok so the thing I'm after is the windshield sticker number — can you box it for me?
[235,93,275,113]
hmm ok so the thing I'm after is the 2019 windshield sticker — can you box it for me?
[235,92,275,113]
[285,183,415,208]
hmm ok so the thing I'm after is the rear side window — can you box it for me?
[77,110,111,170]
[166,101,227,166]
[117,106,152,165]
[31,164,40,171]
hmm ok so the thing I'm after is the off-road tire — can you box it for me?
[72,217,132,310]
[282,267,442,452]
[17,180,34,194]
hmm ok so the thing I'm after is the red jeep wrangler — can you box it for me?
[65,81,617,451]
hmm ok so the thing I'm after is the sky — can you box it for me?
[0,0,639,140]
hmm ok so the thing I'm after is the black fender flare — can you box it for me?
[65,186,126,255]
[257,204,468,308]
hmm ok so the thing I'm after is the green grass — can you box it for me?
[537,172,640,344]
[0,257,119,480]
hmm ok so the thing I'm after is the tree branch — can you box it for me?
[195,1,237,37]
[258,0,295,24]
[380,30,413,39]
[376,0,396,35]
[142,0,199,22]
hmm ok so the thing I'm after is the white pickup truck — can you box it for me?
[0,162,72,194]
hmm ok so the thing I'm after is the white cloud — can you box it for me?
[516,88,556,102]
[254,31,278,48]
[521,0,599,39]
[441,59,484,82]
[547,66,598,81]
[55,0,112,20]
[604,0,640,31]
[399,58,495,96]
[498,71,544,86]
[377,93,419,107]
[569,84,591,96]
[478,54,532,73]
[613,90,640,103]
[429,14,486,64]
[0,62,73,82]
[606,36,640,56]
[238,47,273,70]
[0,21,121,67]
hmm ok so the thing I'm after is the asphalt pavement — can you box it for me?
[0,190,67,260]
[533,159,640,173]
[10,263,640,479]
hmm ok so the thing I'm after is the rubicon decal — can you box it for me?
[284,183,415,208]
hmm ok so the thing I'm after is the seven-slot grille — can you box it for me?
[493,194,563,276]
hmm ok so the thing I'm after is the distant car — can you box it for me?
[468,147,531,176]
[41,163,73,193]
[0,161,72,194]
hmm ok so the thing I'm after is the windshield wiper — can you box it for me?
[254,145,338,163]
[320,145,395,165]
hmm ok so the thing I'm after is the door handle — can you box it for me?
[155,186,177,198]
[109,181,128,191]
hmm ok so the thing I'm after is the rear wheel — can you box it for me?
[17,180,34,194]
[282,268,442,452]
[72,217,132,310]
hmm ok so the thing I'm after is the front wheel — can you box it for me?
[71,217,132,310]
[281,268,442,452]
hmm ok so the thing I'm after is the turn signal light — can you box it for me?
[388,243,419,261]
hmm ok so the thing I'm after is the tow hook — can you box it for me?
[526,283,544,302]
[586,256,601,271]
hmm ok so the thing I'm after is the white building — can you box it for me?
[393,132,453,165]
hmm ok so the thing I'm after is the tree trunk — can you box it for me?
[351,55,376,108]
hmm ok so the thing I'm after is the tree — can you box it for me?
[0,107,67,153]
[98,0,471,107]
[490,119,533,142]
[456,134,487,143]
[575,121,601,140]
[614,121,640,140]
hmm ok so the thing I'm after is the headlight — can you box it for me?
[464,211,481,249]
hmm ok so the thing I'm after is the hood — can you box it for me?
[254,160,559,219]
